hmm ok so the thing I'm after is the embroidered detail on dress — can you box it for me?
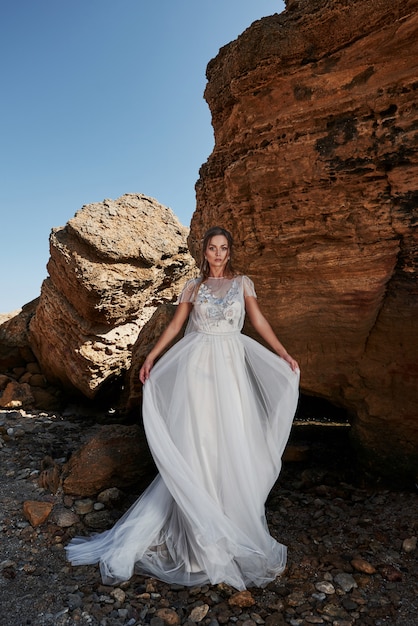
[195,279,241,329]
[196,279,239,307]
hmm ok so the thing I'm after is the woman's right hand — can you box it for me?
[139,356,154,384]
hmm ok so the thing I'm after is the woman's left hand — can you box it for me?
[139,356,155,384]
[283,354,300,372]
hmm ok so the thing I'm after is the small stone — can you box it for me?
[287,591,307,606]
[155,607,180,625]
[216,582,233,595]
[84,510,113,529]
[111,587,126,603]
[73,499,94,515]
[0,560,17,570]
[351,558,376,574]
[30,374,47,388]
[312,592,326,602]
[334,572,358,592]
[265,613,286,626]
[97,487,123,505]
[54,508,79,528]
[314,581,335,595]
[341,597,358,611]
[321,603,347,619]
[304,617,324,624]
[67,593,83,610]
[402,536,417,553]
[22,501,54,527]
[189,604,209,622]
[379,564,403,581]
[26,362,42,374]
[94,502,105,510]
[22,563,37,574]
[228,590,256,607]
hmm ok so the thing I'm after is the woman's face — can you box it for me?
[205,235,229,273]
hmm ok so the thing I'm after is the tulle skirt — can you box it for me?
[66,330,300,590]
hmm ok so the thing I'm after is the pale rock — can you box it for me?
[189,604,209,622]
[110,588,126,604]
[29,194,196,399]
[402,536,417,553]
[315,581,335,595]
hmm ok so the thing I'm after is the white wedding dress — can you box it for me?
[66,275,300,590]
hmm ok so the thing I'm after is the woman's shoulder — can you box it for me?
[183,277,201,287]
[177,277,202,303]
[235,274,257,297]
[234,273,254,284]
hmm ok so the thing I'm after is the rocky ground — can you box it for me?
[0,408,417,626]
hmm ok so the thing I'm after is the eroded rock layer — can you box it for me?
[190,0,418,477]
[30,194,196,398]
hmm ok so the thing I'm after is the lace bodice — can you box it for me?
[179,275,256,334]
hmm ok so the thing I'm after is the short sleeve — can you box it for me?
[177,278,200,304]
[241,275,257,298]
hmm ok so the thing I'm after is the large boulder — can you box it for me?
[0,300,61,410]
[29,194,196,399]
[190,0,418,479]
[62,424,155,496]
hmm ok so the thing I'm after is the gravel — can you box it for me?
[1,409,417,626]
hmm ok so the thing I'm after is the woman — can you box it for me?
[66,226,300,590]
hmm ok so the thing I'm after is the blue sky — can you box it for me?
[1,0,285,313]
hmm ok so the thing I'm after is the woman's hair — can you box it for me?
[199,226,235,279]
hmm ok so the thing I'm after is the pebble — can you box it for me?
[189,603,209,622]
[314,581,335,595]
[334,572,358,592]
[402,536,417,552]
[0,408,417,625]
[350,557,376,574]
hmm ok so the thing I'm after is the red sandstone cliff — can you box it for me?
[190,0,418,479]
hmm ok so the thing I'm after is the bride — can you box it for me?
[66,226,300,590]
